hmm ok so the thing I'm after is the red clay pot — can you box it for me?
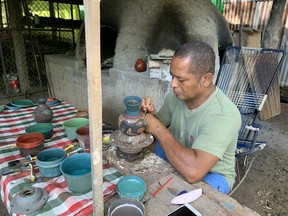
[134,58,146,72]
[76,126,90,149]
[16,132,45,157]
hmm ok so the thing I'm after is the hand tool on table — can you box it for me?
[64,142,78,151]
[29,164,36,182]
[0,162,31,176]
[8,159,34,167]
[25,141,79,161]
[0,143,17,150]
[67,148,84,156]
[142,177,173,205]
[0,133,24,141]
[26,154,37,161]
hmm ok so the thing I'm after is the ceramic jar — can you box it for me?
[118,95,145,136]
[134,58,146,72]
[33,98,53,123]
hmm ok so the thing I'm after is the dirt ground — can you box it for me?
[0,101,287,216]
[231,101,288,216]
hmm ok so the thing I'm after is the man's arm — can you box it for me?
[145,113,219,183]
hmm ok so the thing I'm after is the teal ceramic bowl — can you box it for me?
[60,153,92,193]
[116,175,146,201]
[36,148,66,178]
[26,123,54,140]
[63,118,89,140]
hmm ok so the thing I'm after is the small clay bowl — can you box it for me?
[16,133,45,157]
[25,123,54,140]
[76,109,89,118]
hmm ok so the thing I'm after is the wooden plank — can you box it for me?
[83,0,103,215]
[103,147,259,215]
[260,79,281,120]
[7,0,29,93]
[144,173,260,216]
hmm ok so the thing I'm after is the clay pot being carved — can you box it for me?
[33,98,53,123]
[134,58,146,72]
[118,95,146,136]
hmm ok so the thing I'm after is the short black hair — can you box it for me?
[174,40,215,78]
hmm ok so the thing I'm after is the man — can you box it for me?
[141,41,241,194]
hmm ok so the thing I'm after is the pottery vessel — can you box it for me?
[25,123,54,140]
[63,118,89,140]
[33,98,53,123]
[76,126,90,149]
[134,58,146,72]
[36,148,66,178]
[16,132,45,157]
[118,95,145,136]
[76,109,89,118]
[108,198,145,216]
[60,153,92,193]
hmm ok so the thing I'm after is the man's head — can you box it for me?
[173,40,215,79]
[170,40,216,106]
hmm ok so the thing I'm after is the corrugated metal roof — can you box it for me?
[223,0,273,31]
[223,0,272,3]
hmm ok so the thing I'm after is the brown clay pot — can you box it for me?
[16,132,45,157]
[134,58,146,72]
[76,126,90,149]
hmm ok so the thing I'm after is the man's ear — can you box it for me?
[201,72,213,87]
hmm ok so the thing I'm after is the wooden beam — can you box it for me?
[83,0,103,215]
[7,0,29,93]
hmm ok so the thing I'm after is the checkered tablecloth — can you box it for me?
[0,101,122,216]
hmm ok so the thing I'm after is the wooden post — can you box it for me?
[83,0,103,215]
[49,2,57,41]
[7,0,29,93]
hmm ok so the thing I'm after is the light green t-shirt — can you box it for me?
[156,87,241,189]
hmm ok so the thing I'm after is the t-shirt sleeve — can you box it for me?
[192,113,241,160]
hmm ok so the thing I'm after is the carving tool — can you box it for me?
[29,164,36,182]
[64,141,78,152]
[143,177,173,205]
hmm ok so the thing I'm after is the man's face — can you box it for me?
[170,56,204,101]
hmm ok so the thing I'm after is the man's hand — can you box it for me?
[140,96,156,115]
[143,113,163,134]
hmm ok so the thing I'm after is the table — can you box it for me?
[1,101,260,216]
[104,146,261,216]
[0,101,122,216]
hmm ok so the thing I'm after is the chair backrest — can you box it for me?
[216,46,286,141]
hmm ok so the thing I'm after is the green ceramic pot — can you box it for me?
[26,123,54,140]
[63,118,89,140]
